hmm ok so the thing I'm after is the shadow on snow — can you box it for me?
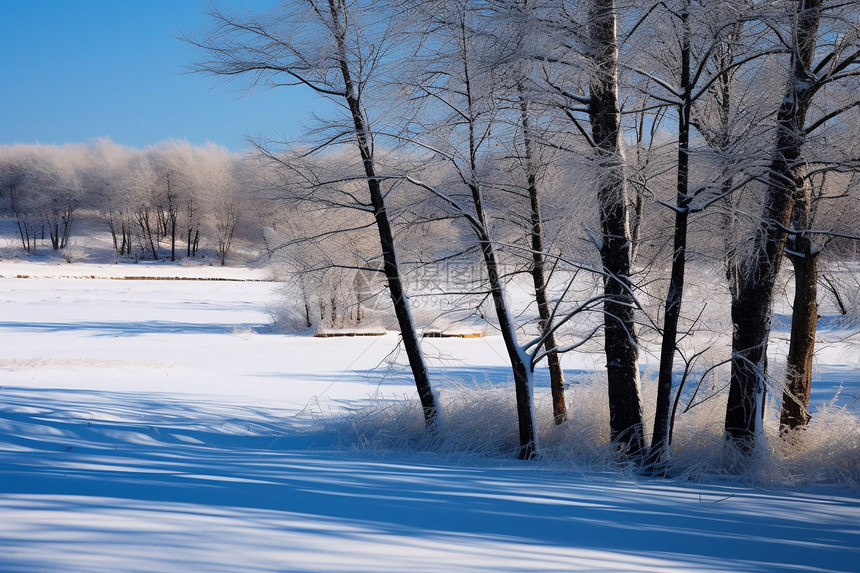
[1,386,858,573]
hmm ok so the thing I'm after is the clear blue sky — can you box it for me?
[0,0,325,152]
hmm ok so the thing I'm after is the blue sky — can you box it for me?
[0,1,324,152]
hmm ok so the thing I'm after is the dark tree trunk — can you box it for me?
[124,219,133,255]
[781,146,819,432]
[149,218,159,260]
[477,220,538,459]
[51,222,60,250]
[16,218,31,253]
[520,93,566,425]
[781,237,817,431]
[60,205,72,249]
[171,216,177,261]
[726,0,821,450]
[108,219,119,253]
[139,211,159,260]
[452,19,537,458]
[531,215,566,426]
[329,0,437,429]
[648,2,691,470]
[588,0,644,456]
[727,273,774,447]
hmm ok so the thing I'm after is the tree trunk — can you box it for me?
[479,223,538,459]
[726,0,821,451]
[454,20,537,458]
[124,219,133,255]
[648,2,691,470]
[532,233,567,426]
[588,0,644,456]
[17,218,31,253]
[467,168,538,457]
[149,220,159,260]
[61,205,72,249]
[108,218,119,253]
[780,149,820,432]
[139,211,159,260]
[520,93,566,425]
[781,237,817,431]
[328,0,437,429]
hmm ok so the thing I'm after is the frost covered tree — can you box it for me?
[0,145,41,252]
[775,0,860,434]
[149,145,186,261]
[634,0,699,469]
[726,0,860,449]
[500,0,648,456]
[0,144,89,252]
[489,0,570,425]
[582,0,646,456]
[88,139,137,256]
[123,154,161,260]
[189,0,439,428]
[393,0,615,458]
[393,0,541,458]
[516,92,570,425]
[259,163,383,331]
[0,139,250,262]
[209,154,246,266]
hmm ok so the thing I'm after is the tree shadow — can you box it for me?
[1,386,858,572]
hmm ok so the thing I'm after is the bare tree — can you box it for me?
[124,155,160,260]
[393,0,620,458]
[506,0,650,455]
[88,139,137,256]
[585,0,646,456]
[191,143,237,259]
[189,0,439,428]
[628,0,768,469]
[214,199,240,266]
[4,144,87,252]
[778,3,860,434]
[518,92,568,425]
[496,0,570,425]
[638,0,696,470]
[727,0,860,449]
[263,176,383,331]
[0,145,40,253]
[388,0,541,458]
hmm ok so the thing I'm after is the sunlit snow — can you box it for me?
[1,261,858,573]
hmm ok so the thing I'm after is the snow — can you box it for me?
[1,261,859,572]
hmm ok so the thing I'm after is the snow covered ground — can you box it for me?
[1,260,858,572]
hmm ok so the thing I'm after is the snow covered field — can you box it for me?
[1,261,858,572]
